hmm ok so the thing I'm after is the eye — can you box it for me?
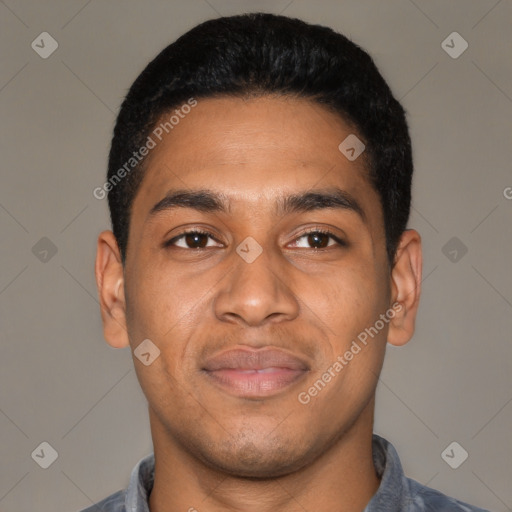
[165,230,223,249]
[289,230,346,249]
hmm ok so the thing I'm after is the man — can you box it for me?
[89,12,488,512]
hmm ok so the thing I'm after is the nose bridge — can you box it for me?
[214,237,299,326]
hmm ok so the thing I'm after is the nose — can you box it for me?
[214,244,300,327]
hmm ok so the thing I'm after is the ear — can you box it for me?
[94,230,130,348]
[387,229,422,347]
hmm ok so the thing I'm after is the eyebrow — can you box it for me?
[148,187,366,222]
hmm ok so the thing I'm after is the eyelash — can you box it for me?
[164,229,219,248]
[164,228,346,249]
[292,228,347,248]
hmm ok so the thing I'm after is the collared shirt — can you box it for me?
[80,434,490,512]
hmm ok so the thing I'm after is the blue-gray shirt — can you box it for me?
[80,435,490,511]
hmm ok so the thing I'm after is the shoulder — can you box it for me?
[78,489,126,512]
[77,452,154,512]
[405,477,491,512]
[369,435,490,512]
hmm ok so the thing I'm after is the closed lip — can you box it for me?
[202,347,310,372]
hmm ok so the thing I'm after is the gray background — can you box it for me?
[0,0,511,510]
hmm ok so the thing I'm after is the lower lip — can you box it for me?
[203,367,307,398]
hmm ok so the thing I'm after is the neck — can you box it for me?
[148,400,380,512]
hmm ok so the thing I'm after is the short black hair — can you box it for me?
[106,12,412,267]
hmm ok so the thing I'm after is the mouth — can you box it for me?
[201,347,310,398]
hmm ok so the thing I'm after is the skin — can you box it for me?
[95,95,422,512]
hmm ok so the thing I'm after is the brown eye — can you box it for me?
[307,232,330,248]
[291,230,345,249]
[165,231,222,249]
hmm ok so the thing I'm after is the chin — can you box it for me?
[196,435,311,479]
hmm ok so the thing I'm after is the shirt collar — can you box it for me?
[364,434,410,511]
[125,451,154,512]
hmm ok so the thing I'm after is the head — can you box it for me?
[95,13,421,478]
[106,13,413,267]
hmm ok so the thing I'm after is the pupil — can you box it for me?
[186,233,207,248]
[308,233,328,248]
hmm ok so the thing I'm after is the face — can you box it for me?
[97,95,420,478]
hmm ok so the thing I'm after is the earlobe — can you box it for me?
[387,229,422,347]
[95,230,130,349]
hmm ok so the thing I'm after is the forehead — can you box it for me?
[131,95,380,224]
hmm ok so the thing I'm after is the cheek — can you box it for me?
[127,257,205,337]
[125,258,220,386]
[299,267,388,422]
[311,263,388,344]
[124,265,201,409]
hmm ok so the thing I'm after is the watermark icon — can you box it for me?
[134,339,161,366]
[503,187,512,200]
[236,236,263,263]
[93,98,198,200]
[442,236,468,263]
[338,134,365,161]
[31,32,58,59]
[298,302,403,404]
[441,32,468,59]
[31,441,58,469]
[32,236,58,263]
[441,441,468,469]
